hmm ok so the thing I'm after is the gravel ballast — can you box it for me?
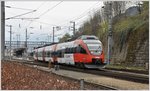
[1,61,81,90]
[1,61,107,90]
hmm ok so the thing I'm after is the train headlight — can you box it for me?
[91,51,94,54]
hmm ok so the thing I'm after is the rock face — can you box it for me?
[125,23,149,67]
[101,6,148,67]
[106,22,149,67]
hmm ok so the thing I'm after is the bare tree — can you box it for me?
[103,1,127,17]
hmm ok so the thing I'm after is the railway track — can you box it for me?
[11,59,149,84]
[60,65,149,84]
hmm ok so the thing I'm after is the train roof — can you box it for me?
[33,35,99,49]
[77,35,98,40]
[34,42,58,49]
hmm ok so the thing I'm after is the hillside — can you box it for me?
[59,1,149,69]
[101,2,149,68]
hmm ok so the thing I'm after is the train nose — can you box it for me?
[92,58,103,65]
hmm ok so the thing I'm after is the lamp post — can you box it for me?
[52,26,61,43]
[70,21,75,36]
[102,3,113,65]
[1,1,5,60]
[25,27,33,60]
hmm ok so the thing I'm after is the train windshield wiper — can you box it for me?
[95,46,100,52]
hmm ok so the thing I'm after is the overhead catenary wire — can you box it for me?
[72,2,101,21]
[5,2,48,42]
[74,8,101,24]
[5,6,34,11]
[22,1,48,29]
[59,1,101,26]
[24,1,63,30]
[37,1,63,18]
[58,2,102,36]
[6,1,103,41]
[23,19,69,29]
[5,10,37,20]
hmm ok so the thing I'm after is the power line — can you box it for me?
[70,7,102,29]
[8,17,39,20]
[24,1,63,30]
[73,7,101,22]
[23,1,48,29]
[38,1,63,18]
[5,6,34,11]
[24,19,69,29]
[36,1,47,10]
[5,10,37,20]
[32,20,57,26]
[59,1,101,26]
[72,2,101,21]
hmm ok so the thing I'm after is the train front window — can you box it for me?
[83,40,102,55]
[87,44,102,55]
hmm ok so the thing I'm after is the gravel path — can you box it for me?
[1,61,100,90]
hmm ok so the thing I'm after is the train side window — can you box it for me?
[70,48,73,53]
[68,48,71,53]
[45,52,47,57]
[59,50,62,57]
[65,48,69,54]
[52,51,56,56]
[49,51,51,57]
[47,51,50,57]
[37,52,38,56]
[36,52,37,56]
[75,47,77,53]
[72,47,76,53]
[57,51,59,57]
[67,48,69,53]
[39,52,41,57]
[57,50,61,57]
[43,51,46,57]
[62,49,65,57]
[65,48,67,53]
[40,52,42,57]
[77,46,81,53]
[80,47,87,54]
[50,51,52,57]
[76,45,87,54]
[38,52,40,57]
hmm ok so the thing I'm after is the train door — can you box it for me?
[74,45,88,63]
[64,47,75,65]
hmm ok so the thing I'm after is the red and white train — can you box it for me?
[33,35,106,68]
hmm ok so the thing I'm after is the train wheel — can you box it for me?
[80,63,85,69]
[75,62,80,68]
[75,62,85,69]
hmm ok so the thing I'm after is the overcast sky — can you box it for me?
[5,1,104,42]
